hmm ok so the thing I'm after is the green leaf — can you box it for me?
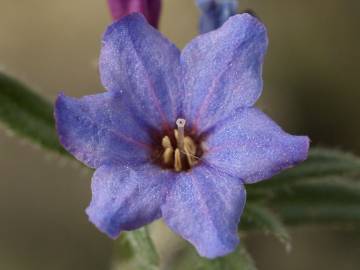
[196,245,257,270]
[269,177,360,204]
[268,178,360,226]
[247,148,360,207]
[241,204,291,251]
[0,72,66,154]
[276,203,360,226]
[125,227,159,270]
[248,148,360,195]
[289,147,360,178]
[247,177,360,227]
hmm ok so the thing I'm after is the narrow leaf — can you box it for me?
[276,203,360,226]
[126,227,159,270]
[269,177,360,204]
[248,148,360,195]
[241,204,291,251]
[0,73,66,154]
[268,178,360,226]
[247,177,360,227]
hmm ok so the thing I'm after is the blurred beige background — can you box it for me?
[0,0,360,269]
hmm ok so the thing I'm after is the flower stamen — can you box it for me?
[184,136,198,166]
[162,136,174,164]
[159,119,201,171]
[174,148,182,172]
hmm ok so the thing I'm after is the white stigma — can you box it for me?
[176,118,186,152]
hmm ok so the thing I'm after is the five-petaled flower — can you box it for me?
[55,13,309,258]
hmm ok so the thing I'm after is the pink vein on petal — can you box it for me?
[125,25,171,132]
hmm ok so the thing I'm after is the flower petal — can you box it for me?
[107,0,162,28]
[161,166,246,258]
[180,13,268,131]
[100,13,181,129]
[86,163,172,238]
[55,91,153,168]
[204,107,310,184]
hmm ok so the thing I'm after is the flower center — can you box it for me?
[158,118,202,172]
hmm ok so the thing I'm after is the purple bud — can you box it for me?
[107,0,162,28]
[196,0,238,33]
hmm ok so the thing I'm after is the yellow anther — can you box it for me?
[184,136,196,154]
[184,136,198,166]
[162,135,173,149]
[174,148,182,172]
[163,147,174,165]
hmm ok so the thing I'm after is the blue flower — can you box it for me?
[196,0,239,33]
[55,13,309,258]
